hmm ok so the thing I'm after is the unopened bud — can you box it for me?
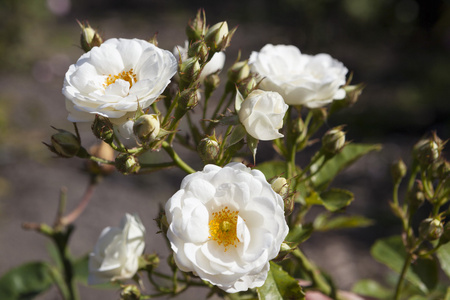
[419,218,444,241]
[179,88,199,110]
[86,142,115,176]
[391,159,407,184]
[115,153,140,175]
[92,115,114,144]
[205,21,234,53]
[198,137,220,164]
[148,33,158,47]
[48,128,81,158]
[237,76,257,98]
[343,83,364,107]
[188,40,209,64]
[179,57,201,84]
[406,182,425,212]
[204,73,221,99]
[120,285,141,300]
[227,60,250,84]
[270,177,289,199]
[322,126,346,155]
[133,114,160,144]
[413,138,440,167]
[77,21,102,52]
[186,9,206,43]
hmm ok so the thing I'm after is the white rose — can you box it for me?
[165,163,289,293]
[173,40,226,81]
[249,44,348,108]
[88,213,145,285]
[63,38,177,137]
[238,89,288,141]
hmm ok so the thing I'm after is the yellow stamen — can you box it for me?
[209,206,240,251]
[104,69,137,88]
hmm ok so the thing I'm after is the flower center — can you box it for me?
[209,206,240,251]
[104,69,137,88]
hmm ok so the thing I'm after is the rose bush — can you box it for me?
[88,213,145,285]
[237,89,288,141]
[249,44,348,108]
[165,162,289,293]
[63,38,177,138]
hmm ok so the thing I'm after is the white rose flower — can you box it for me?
[249,44,348,108]
[238,89,288,141]
[165,163,289,293]
[63,38,177,137]
[173,40,226,81]
[88,213,145,285]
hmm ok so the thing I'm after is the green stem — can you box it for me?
[53,226,79,300]
[161,141,195,174]
[394,252,413,300]
[292,248,332,295]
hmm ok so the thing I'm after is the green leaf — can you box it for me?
[445,287,450,300]
[226,124,246,147]
[285,223,313,245]
[304,190,322,206]
[371,236,439,294]
[312,143,382,190]
[0,262,54,300]
[352,279,392,299]
[73,255,89,284]
[257,262,304,300]
[255,161,286,180]
[436,242,450,279]
[314,214,374,231]
[320,189,354,212]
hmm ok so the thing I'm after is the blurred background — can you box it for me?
[0,0,449,299]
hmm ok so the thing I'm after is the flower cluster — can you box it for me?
[39,9,446,300]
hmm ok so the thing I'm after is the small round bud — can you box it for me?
[204,73,221,99]
[115,153,140,175]
[188,40,209,64]
[227,60,250,84]
[322,126,346,155]
[186,9,206,42]
[270,177,289,199]
[92,115,114,144]
[77,21,103,52]
[197,137,220,164]
[343,83,364,107]
[391,159,407,184]
[413,138,440,167]
[205,21,230,53]
[133,114,160,144]
[120,285,141,300]
[50,129,80,158]
[179,57,201,84]
[237,76,257,98]
[419,218,444,241]
[406,182,425,212]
